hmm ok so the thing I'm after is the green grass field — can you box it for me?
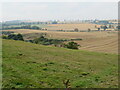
[2,39,118,88]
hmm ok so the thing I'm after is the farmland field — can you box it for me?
[33,23,115,31]
[3,29,118,54]
[2,39,118,88]
[8,23,115,31]
[43,23,98,30]
[1,1,119,89]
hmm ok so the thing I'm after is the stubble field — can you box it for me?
[3,29,118,54]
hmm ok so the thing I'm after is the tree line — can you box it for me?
[30,36,80,49]
[2,33,24,41]
[1,25,41,30]
[2,32,80,49]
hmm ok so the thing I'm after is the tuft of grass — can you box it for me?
[81,72,89,76]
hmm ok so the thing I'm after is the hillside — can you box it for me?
[2,39,118,88]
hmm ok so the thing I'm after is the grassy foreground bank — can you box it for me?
[2,39,118,88]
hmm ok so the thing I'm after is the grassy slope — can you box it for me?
[2,39,118,88]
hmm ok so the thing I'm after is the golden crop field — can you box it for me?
[40,23,114,31]
[45,23,99,30]
[3,29,118,54]
[44,31,118,54]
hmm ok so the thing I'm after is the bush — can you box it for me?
[2,31,14,35]
[52,21,58,24]
[3,33,24,41]
[32,36,65,45]
[74,28,79,32]
[64,42,80,49]
[31,26,41,30]
[15,34,24,41]
[2,35,8,39]
[71,38,82,41]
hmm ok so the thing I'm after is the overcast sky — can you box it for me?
[1,2,118,21]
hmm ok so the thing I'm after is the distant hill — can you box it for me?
[4,20,24,23]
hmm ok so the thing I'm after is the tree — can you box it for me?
[52,21,58,24]
[64,42,80,49]
[74,28,79,32]
[116,26,120,29]
[16,34,24,41]
[109,24,112,28]
[101,25,107,31]
[98,28,100,31]
[31,26,40,30]
[2,35,7,39]
[88,28,91,32]
[103,25,108,31]
[7,34,16,39]
[95,25,97,28]
[7,33,24,41]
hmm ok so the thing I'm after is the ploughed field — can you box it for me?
[2,39,118,88]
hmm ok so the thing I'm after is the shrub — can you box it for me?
[64,42,80,49]
[2,31,14,35]
[2,35,8,39]
[71,38,82,41]
[88,28,91,32]
[31,26,41,30]
[52,21,58,24]
[4,33,24,41]
[16,34,24,41]
[74,28,79,32]
[32,36,65,45]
